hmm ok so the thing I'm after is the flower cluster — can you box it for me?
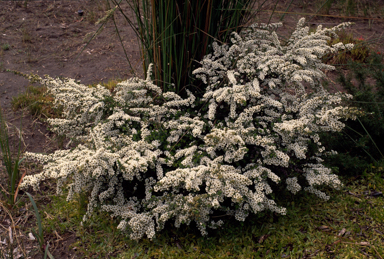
[20,18,358,240]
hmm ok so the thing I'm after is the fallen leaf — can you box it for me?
[338,228,346,236]
[348,191,360,197]
[318,225,331,231]
[258,234,270,244]
[54,230,63,241]
[176,242,183,250]
[44,211,54,220]
[370,191,383,197]
[28,232,36,241]
[8,227,13,244]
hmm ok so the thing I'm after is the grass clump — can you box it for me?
[97,0,257,99]
[1,43,10,51]
[11,85,63,120]
[0,104,25,208]
[322,31,372,66]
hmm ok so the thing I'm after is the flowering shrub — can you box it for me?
[21,18,358,240]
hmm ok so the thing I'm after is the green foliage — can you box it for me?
[26,192,55,258]
[26,192,44,250]
[1,43,10,51]
[322,51,384,175]
[0,104,25,207]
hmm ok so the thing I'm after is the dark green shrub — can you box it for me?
[321,51,384,175]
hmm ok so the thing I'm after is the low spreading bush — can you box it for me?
[20,18,358,240]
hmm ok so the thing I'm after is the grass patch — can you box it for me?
[1,43,10,51]
[11,78,123,121]
[36,170,384,258]
[11,85,63,120]
[88,78,122,94]
[20,27,32,44]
